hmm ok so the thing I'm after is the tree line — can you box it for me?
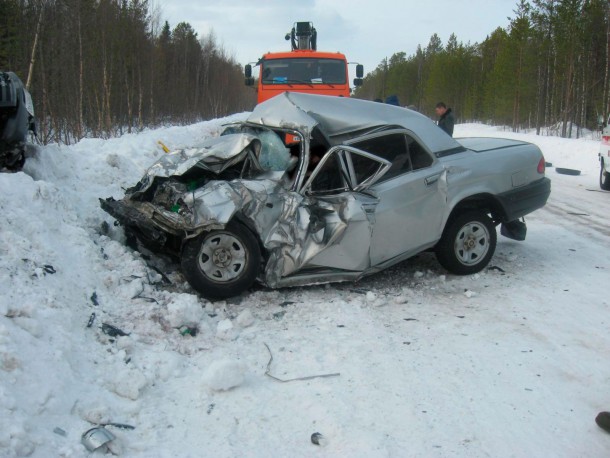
[0,0,256,144]
[2,0,607,143]
[355,0,610,138]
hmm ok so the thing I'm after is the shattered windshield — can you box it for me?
[260,58,346,85]
[222,125,296,172]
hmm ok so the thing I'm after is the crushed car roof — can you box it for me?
[246,92,462,154]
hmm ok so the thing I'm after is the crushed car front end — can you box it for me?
[100,131,278,256]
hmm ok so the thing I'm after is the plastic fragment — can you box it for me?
[311,432,327,446]
[101,323,130,337]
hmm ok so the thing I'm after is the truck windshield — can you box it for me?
[261,58,346,85]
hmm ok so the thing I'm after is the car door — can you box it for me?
[295,146,391,272]
[349,131,446,266]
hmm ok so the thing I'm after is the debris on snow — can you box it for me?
[311,432,327,446]
[81,426,116,452]
[264,343,340,383]
[101,323,130,337]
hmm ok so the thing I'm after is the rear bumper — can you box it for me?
[497,177,551,221]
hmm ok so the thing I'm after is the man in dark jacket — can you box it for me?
[435,102,454,137]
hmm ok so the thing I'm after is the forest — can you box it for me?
[0,0,256,144]
[355,0,610,138]
[1,0,608,143]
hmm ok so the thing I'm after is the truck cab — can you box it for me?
[245,22,363,105]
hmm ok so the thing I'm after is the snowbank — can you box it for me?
[1,119,609,457]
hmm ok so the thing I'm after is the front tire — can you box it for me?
[181,221,261,300]
[600,161,610,191]
[435,211,497,275]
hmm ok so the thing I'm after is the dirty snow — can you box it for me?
[0,115,609,457]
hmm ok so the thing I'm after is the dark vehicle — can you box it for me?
[101,93,551,300]
[1,71,36,171]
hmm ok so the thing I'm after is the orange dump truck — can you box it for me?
[245,22,363,104]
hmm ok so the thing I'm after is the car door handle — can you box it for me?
[424,173,441,186]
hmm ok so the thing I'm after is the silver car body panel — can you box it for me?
[102,92,550,290]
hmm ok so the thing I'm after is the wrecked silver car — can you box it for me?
[101,92,551,299]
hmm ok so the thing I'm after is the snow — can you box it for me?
[204,359,247,392]
[1,115,609,457]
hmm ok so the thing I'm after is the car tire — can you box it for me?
[600,161,610,191]
[181,221,261,300]
[435,210,497,275]
[555,167,581,176]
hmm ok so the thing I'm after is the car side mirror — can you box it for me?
[356,64,363,78]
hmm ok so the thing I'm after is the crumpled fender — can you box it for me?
[132,134,262,198]
[181,177,351,288]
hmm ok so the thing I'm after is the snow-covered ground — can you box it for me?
[1,117,609,457]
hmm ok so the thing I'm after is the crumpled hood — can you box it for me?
[134,133,262,194]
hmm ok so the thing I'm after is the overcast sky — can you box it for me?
[154,0,519,77]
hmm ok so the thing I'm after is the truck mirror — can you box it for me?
[245,64,252,78]
[356,64,364,78]
[245,77,255,87]
[353,78,363,87]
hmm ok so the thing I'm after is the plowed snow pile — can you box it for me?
[1,117,609,457]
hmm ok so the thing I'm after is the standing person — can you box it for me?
[435,102,454,137]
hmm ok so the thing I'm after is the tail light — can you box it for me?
[537,157,546,174]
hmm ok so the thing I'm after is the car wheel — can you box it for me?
[600,161,610,191]
[435,211,497,275]
[181,221,261,300]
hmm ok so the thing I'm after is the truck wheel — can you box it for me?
[181,221,261,300]
[435,211,497,275]
[600,161,610,191]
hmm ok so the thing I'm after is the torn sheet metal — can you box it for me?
[132,133,263,197]
[180,179,360,288]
